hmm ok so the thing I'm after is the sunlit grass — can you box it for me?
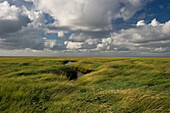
[0,57,169,112]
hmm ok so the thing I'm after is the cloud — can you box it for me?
[85,39,99,46]
[62,19,170,56]
[36,0,145,31]
[0,0,169,56]
[119,0,143,20]
[65,41,83,50]
[0,1,31,35]
[65,33,100,50]
[69,33,89,42]
[0,27,45,50]
[44,38,56,49]
[136,20,146,26]
[150,18,160,26]
[58,31,64,37]
[0,0,33,8]
[96,37,114,51]
[0,1,46,50]
[162,20,170,35]
[96,19,170,55]
[0,1,20,20]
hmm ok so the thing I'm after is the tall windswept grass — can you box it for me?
[0,57,169,112]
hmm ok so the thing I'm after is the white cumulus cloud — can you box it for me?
[162,20,170,35]
[65,41,83,50]
[58,31,64,37]
[0,1,20,20]
[136,20,146,26]
[96,19,170,55]
[150,18,160,27]
[44,39,56,49]
[35,0,145,31]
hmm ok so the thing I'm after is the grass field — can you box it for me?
[0,57,169,112]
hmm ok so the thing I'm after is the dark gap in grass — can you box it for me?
[64,60,93,80]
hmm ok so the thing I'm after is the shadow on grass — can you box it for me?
[5,65,77,80]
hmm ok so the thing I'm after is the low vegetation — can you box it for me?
[0,57,169,112]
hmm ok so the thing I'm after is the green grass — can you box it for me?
[0,57,169,112]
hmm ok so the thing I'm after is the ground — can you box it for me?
[0,57,169,112]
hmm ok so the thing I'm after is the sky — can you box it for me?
[0,0,170,56]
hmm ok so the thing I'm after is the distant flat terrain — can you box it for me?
[0,57,169,112]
